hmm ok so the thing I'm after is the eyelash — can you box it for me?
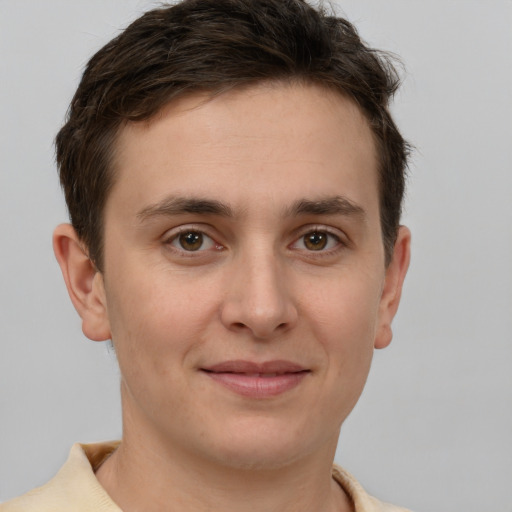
[290,228,344,255]
[162,225,346,257]
[163,226,223,256]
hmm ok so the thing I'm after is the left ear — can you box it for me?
[374,226,411,349]
[53,223,111,342]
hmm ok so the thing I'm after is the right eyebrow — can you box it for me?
[136,196,234,222]
[285,195,366,219]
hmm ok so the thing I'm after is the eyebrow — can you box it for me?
[137,196,233,221]
[137,194,365,222]
[286,196,366,219]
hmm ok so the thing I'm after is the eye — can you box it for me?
[293,230,341,252]
[169,230,217,252]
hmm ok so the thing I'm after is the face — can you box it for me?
[90,83,408,469]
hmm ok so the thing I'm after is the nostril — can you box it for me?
[220,295,298,339]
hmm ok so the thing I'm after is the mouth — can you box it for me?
[200,360,310,398]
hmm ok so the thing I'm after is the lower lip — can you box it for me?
[203,371,308,398]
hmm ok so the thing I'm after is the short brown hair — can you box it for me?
[56,0,409,269]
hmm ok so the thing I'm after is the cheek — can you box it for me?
[104,264,215,381]
[309,275,381,343]
[292,275,381,434]
[306,273,382,384]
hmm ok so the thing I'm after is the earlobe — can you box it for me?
[374,226,411,349]
[53,224,111,342]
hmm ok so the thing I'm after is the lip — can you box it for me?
[201,360,310,398]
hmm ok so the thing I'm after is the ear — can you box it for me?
[53,224,111,342]
[374,226,411,349]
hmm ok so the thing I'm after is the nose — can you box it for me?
[220,251,298,340]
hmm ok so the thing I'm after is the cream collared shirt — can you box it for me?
[1,442,411,512]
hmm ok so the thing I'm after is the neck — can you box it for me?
[97,447,351,512]
[95,386,353,512]
[96,429,352,512]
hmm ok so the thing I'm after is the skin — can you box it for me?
[54,82,410,512]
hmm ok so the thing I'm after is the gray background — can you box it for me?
[1,1,511,510]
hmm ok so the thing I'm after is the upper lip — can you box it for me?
[201,360,308,374]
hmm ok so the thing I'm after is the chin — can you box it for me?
[212,444,302,472]
[201,418,329,471]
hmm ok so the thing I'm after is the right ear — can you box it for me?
[53,224,111,342]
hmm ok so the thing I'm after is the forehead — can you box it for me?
[109,83,379,219]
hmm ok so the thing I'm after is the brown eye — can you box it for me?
[303,232,328,251]
[291,230,341,253]
[178,231,204,251]
[168,229,219,254]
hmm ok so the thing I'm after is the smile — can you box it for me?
[201,360,310,398]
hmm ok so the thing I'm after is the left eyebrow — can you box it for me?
[137,196,234,222]
[285,196,366,219]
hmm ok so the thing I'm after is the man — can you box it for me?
[1,0,411,510]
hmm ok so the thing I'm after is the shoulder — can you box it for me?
[0,442,121,512]
[333,464,413,512]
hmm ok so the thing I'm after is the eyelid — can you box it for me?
[289,225,348,253]
[162,224,224,253]
[161,223,348,256]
